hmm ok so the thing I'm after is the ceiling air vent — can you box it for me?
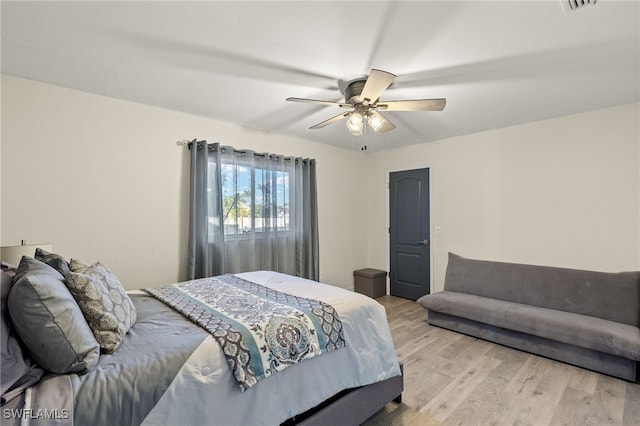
[562,0,597,12]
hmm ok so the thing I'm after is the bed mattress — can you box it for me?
[55,271,400,426]
[140,271,401,425]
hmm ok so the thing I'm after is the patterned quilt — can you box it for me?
[143,274,346,391]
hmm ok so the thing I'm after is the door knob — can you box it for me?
[417,239,429,245]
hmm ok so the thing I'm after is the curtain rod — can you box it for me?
[176,139,316,163]
[176,139,201,146]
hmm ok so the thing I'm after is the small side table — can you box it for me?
[353,268,387,299]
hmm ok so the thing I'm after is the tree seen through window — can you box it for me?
[220,163,290,236]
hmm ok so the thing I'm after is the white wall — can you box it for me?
[3,75,638,295]
[1,75,367,289]
[364,102,640,293]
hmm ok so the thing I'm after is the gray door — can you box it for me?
[389,168,430,300]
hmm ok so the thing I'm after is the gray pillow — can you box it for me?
[66,260,137,354]
[34,248,70,276]
[1,268,44,404]
[8,257,100,374]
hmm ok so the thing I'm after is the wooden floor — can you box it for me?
[362,296,640,426]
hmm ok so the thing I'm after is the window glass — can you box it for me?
[216,162,290,236]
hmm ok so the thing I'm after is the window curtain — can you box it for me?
[187,141,319,281]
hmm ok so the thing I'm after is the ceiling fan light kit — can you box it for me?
[367,112,384,132]
[286,69,446,136]
[346,108,388,136]
[346,109,364,135]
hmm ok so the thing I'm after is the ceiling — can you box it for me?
[2,1,639,152]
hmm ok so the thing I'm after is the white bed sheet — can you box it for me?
[141,271,401,426]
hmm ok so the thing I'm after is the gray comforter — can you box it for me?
[19,294,208,426]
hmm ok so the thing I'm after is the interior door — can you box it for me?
[389,168,430,300]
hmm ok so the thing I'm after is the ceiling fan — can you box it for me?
[286,69,446,136]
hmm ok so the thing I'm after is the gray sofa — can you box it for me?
[417,253,640,382]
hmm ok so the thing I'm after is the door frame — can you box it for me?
[385,165,435,296]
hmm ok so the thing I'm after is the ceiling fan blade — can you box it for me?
[286,97,350,108]
[377,98,446,111]
[368,110,396,133]
[360,69,396,104]
[309,111,351,129]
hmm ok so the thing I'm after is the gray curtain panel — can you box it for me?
[187,141,319,281]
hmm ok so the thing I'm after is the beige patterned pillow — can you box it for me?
[65,260,137,354]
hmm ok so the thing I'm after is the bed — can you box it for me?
[2,255,402,426]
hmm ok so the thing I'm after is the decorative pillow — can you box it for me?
[66,261,137,354]
[1,268,45,404]
[8,257,100,374]
[34,248,70,276]
[69,258,88,271]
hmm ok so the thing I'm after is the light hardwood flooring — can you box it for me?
[362,295,640,426]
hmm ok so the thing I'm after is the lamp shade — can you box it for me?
[0,243,53,266]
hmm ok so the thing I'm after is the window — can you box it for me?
[214,161,290,237]
[188,141,318,280]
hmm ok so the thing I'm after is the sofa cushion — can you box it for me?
[443,253,640,326]
[418,291,640,361]
[419,291,510,329]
